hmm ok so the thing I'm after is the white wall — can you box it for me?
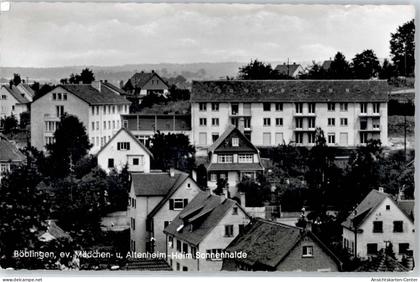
[0,87,29,123]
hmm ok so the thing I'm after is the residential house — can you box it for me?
[222,218,342,272]
[38,220,72,242]
[96,127,153,173]
[128,169,201,254]
[30,82,130,153]
[206,125,264,197]
[274,63,304,78]
[16,83,35,102]
[321,60,333,72]
[124,71,169,98]
[0,135,25,181]
[0,84,30,124]
[121,113,191,146]
[191,80,389,150]
[163,190,251,272]
[341,188,415,260]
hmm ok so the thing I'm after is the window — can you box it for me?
[123,120,128,129]
[232,137,239,147]
[206,249,223,261]
[295,103,303,113]
[263,118,271,126]
[275,103,283,111]
[168,236,173,247]
[52,93,57,100]
[176,262,180,271]
[328,133,335,144]
[212,133,219,142]
[169,199,188,210]
[131,217,135,230]
[275,118,283,126]
[328,118,335,126]
[340,103,348,111]
[244,117,251,129]
[399,243,409,255]
[211,103,219,111]
[91,122,95,131]
[393,221,403,232]
[199,132,207,146]
[1,95,6,100]
[182,266,188,272]
[386,205,390,210]
[308,117,315,128]
[232,207,239,215]
[133,158,139,165]
[263,132,271,145]
[218,154,233,163]
[308,103,316,113]
[360,103,368,113]
[176,240,182,252]
[225,225,234,237]
[182,243,188,254]
[103,121,106,130]
[372,118,380,129]
[117,142,130,150]
[199,118,207,126]
[308,132,316,144]
[112,121,115,129]
[373,103,380,113]
[57,93,62,100]
[104,106,107,115]
[295,132,303,144]
[56,105,64,117]
[108,158,114,168]
[212,118,219,126]
[302,246,314,257]
[63,94,67,100]
[199,103,207,111]
[263,103,271,111]
[238,154,253,163]
[210,173,217,182]
[373,221,383,233]
[367,243,378,255]
[231,103,239,115]
[360,132,368,144]
[340,118,348,126]
[295,118,303,129]
[328,103,335,111]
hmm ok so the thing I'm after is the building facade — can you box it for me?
[164,190,251,272]
[124,71,169,97]
[96,128,153,173]
[30,83,130,152]
[128,170,201,254]
[190,80,389,151]
[342,189,415,260]
[0,85,30,124]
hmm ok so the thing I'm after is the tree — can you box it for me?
[149,132,195,172]
[300,61,328,79]
[238,59,290,80]
[46,114,92,177]
[140,92,167,109]
[80,68,95,84]
[379,59,396,79]
[328,52,352,79]
[351,49,381,79]
[213,178,228,196]
[19,111,30,129]
[2,115,18,133]
[390,19,415,77]
[12,73,21,86]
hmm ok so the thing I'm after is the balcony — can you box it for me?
[43,113,60,121]
[293,112,317,117]
[359,112,381,117]
[359,126,381,132]
[293,127,316,132]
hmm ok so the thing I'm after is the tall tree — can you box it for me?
[80,68,95,84]
[300,61,328,79]
[46,114,91,177]
[379,59,396,79]
[12,73,21,86]
[351,49,381,79]
[328,52,352,79]
[390,19,415,77]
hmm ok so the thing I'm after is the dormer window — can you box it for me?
[232,138,239,147]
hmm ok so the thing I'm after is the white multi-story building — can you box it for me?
[30,82,130,153]
[341,188,415,260]
[190,80,389,152]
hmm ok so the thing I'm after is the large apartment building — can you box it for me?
[191,80,389,150]
[31,82,130,152]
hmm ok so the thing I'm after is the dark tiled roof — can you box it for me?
[0,136,25,162]
[164,191,245,246]
[191,80,389,102]
[355,253,409,272]
[2,85,30,104]
[60,84,130,105]
[127,71,169,89]
[96,128,153,158]
[397,200,415,221]
[225,218,341,270]
[102,82,128,95]
[274,64,302,76]
[19,83,35,97]
[207,163,264,172]
[131,171,188,197]
[208,125,236,152]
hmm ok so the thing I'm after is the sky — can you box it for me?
[0,3,415,67]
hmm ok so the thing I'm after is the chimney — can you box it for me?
[238,117,245,133]
[169,168,175,178]
[191,170,197,181]
[378,187,384,193]
[91,81,101,92]
[239,191,246,207]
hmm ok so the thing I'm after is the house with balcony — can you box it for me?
[206,125,264,197]
[163,190,251,272]
[190,80,389,151]
[96,128,153,173]
[341,188,415,261]
[128,169,201,254]
[222,218,342,272]
[30,82,130,153]
[123,70,169,98]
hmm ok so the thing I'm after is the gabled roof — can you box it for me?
[18,83,35,97]
[342,189,414,230]
[1,85,30,104]
[131,171,187,197]
[39,220,72,242]
[274,64,302,76]
[96,127,153,158]
[0,135,25,162]
[397,200,415,221]
[355,252,409,272]
[225,218,342,270]
[208,125,258,153]
[191,80,389,102]
[102,81,128,95]
[164,191,248,246]
[127,71,169,89]
[55,84,130,105]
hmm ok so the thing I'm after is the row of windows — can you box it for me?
[91,105,128,116]
[91,120,121,131]
[45,121,59,132]
[217,154,254,164]
[108,156,145,168]
[372,220,405,233]
[52,93,68,101]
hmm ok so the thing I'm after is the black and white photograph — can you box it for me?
[0,1,416,277]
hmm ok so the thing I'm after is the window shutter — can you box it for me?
[184,199,188,207]
[169,199,174,210]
